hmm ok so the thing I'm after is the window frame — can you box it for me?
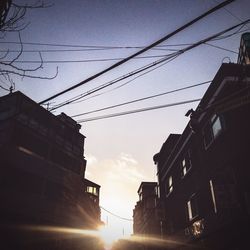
[187,193,198,221]
[181,150,192,178]
[203,114,223,149]
[166,175,173,196]
[86,186,98,196]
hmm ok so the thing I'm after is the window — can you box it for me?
[87,186,98,196]
[166,176,173,196]
[209,180,217,213]
[211,115,222,137]
[187,194,198,221]
[139,192,142,201]
[181,151,192,177]
[155,185,160,198]
[203,114,223,148]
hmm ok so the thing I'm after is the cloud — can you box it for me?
[86,153,146,184]
[84,154,98,178]
[102,153,144,184]
[84,152,152,236]
[85,153,98,165]
[120,152,138,165]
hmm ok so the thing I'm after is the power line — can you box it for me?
[76,98,201,123]
[49,54,180,111]
[71,81,211,118]
[205,42,238,54]
[76,84,250,123]
[0,41,125,48]
[100,206,133,221]
[2,54,178,64]
[69,36,240,105]
[49,19,249,111]
[0,41,207,49]
[212,0,248,25]
[68,55,180,106]
[0,47,180,53]
[2,43,238,63]
[211,24,249,42]
[39,0,234,105]
[0,48,123,53]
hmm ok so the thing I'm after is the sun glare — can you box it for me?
[98,224,123,249]
[17,224,124,250]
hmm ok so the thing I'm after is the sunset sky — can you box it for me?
[1,0,250,243]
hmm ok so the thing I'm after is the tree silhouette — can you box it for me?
[0,0,58,93]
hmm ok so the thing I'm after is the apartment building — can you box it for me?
[0,91,102,249]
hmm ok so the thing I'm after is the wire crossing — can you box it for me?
[49,19,250,111]
[76,98,201,123]
[71,81,211,118]
[39,0,234,105]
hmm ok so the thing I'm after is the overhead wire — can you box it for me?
[0,41,125,48]
[49,53,180,111]
[2,53,179,64]
[0,47,180,53]
[37,39,237,106]
[70,55,180,105]
[0,41,208,49]
[204,42,238,54]
[1,43,238,63]
[210,24,249,41]
[54,26,247,110]
[76,98,202,123]
[39,0,235,105]
[54,54,180,107]
[49,19,250,111]
[100,206,133,221]
[71,80,211,118]
[76,84,250,123]
[212,0,249,26]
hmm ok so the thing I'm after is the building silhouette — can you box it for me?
[133,34,250,248]
[151,63,250,249]
[0,91,102,249]
[133,182,160,236]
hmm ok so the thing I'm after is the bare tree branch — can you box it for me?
[0,1,58,92]
[0,84,10,91]
[0,66,58,79]
[12,1,53,9]
[1,1,53,32]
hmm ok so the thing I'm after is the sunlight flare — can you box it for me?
[98,224,124,249]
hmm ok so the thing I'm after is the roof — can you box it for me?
[137,181,157,194]
[153,133,181,165]
[159,63,250,179]
[84,178,101,188]
[0,91,84,135]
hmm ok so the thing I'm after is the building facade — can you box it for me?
[153,63,250,249]
[133,182,161,237]
[0,91,102,249]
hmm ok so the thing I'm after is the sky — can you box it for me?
[1,0,250,245]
